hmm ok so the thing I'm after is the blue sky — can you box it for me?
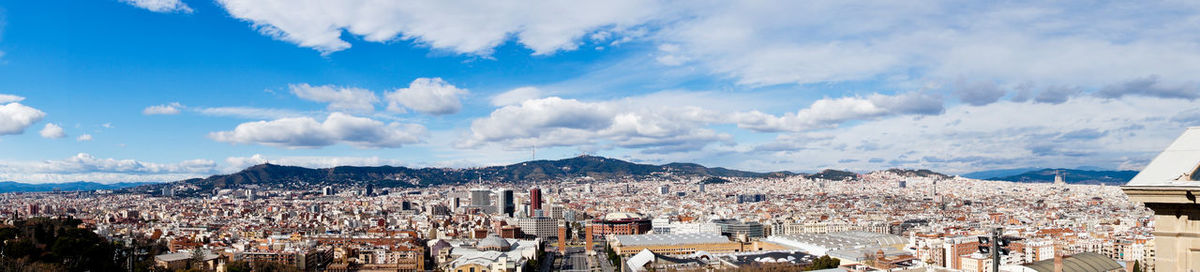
[1,0,1200,183]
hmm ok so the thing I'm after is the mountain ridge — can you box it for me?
[988,168,1137,185]
[134,155,955,193]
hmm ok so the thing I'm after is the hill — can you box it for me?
[990,168,1137,185]
[142,155,780,192]
[806,169,859,181]
[959,168,1039,179]
[877,169,952,179]
[0,181,153,194]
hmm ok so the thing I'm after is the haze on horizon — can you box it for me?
[1,0,1200,183]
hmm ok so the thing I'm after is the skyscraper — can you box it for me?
[530,187,543,211]
[470,188,492,207]
[497,188,514,217]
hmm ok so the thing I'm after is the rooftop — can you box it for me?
[614,233,732,247]
[1125,127,1200,188]
[1020,252,1122,272]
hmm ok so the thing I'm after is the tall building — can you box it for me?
[1123,127,1200,271]
[658,185,670,195]
[698,183,706,193]
[529,187,543,211]
[496,188,514,217]
[470,188,492,208]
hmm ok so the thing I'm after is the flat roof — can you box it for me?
[614,233,731,247]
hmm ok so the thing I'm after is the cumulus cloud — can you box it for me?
[461,96,731,153]
[290,84,379,113]
[209,112,425,148]
[0,101,46,136]
[384,78,468,115]
[491,87,542,107]
[224,154,408,171]
[732,92,944,132]
[39,123,65,139]
[214,0,660,55]
[143,102,183,115]
[1096,75,1200,100]
[0,94,24,104]
[0,153,217,183]
[743,96,1200,174]
[120,0,192,13]
[76,134,93,141]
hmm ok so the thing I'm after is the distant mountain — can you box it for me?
[699,177,731,184]
[807,169,859,181]
[960,168,1040,179]
[877,169,952,179]
[0,181,153,194]
[989,168,1138,185]
[142,155,783,192]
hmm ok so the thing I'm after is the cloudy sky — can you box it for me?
[1,0,1199,183]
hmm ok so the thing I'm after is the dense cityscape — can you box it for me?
[0,161,1156,271]
[6,0,1200,271]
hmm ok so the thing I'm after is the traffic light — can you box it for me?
[978,245,991,254]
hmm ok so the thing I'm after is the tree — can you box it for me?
[1132,260,1142,272]
[805,255,840,271]
[190,246,206,270]
[225,260,252,272]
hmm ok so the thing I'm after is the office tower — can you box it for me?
[365,184,375,197]
[659,185,670,195]
[322,186,335,196]
[470,188,492,207]
[530,187,543,211]
[496,188,514,217]
[698,183,706,193]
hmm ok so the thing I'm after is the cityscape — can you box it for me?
[3,1,1200,272]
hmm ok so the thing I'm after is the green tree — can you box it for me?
[805,255,840,271]
[1132,260,1142,272]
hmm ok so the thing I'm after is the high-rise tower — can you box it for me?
[530,187,543,211]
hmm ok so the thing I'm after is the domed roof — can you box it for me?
[603,212,644,221]
[476,235,511,251]
[430,239,452,253]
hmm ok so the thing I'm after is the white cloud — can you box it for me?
[120,0,192,13]
[0,94,24,104]
[196,106,305,119]
[224,154,409,171]
[39,123,65,139]
[743,96,1200,173]
[143,102,183,115]
[209,112,425,148]
[0,102,46,136]
[460,96,730,153]
[76,134,93,141]
[490,87,542,107]
[384,78,468,115]
[290,84,379,113]
[732,92,944,132]
[214,0,662,55]
[653,1,1200,90]
[0,153,217,183]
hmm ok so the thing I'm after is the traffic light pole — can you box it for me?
[991,227,1001,272]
